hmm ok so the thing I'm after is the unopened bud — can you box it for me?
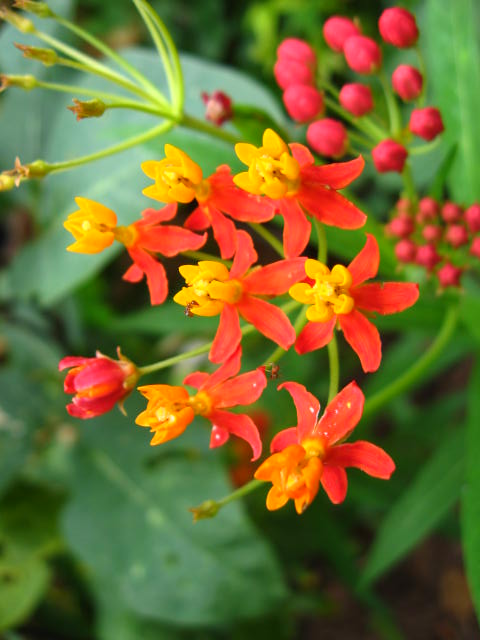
[0,174,17,191]
[0,7,35,32]
[378,7,419,48]
[470,237,480,259]
[396,197,412,213]
[344,36,382,75]
[416,243,441,270]
[12,1,54,18]
[283,85,323,123]
[465,204,480,233]
[409,107,444,141]
[422,225,442,243]
[201,91,232,126]
[392,65,423,101]
[417,196,439,222]
[0,73,36,91]
[323,16,361,53]
[441,202,462,223]
[15,42,58,65]
[189,499,220,522]
[395,238,417,263]
[436,262,463,289]
[445,224,468,248]
[67,98,106,121]
[273,57,313,89]
[372,139,408,173]
[277,38,316,71]
[385,213,414,238]
[339,83,373,117]
[306,118,348,159]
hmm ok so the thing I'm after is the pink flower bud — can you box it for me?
[409,107,444,141]
[395,238,417,263]
[201,91,233,126]
[422,225,442,243]
[415,243,441,270]
[391,65,423,101]
[339,83,374,116]
[273,58,314,89]
[378,7,419,48]
[470,236,480,259]
[465,204,480,233]
[323,16,360,52]
[418,196,439,222]
[385,213,414,238]
[441,201,463,223]
[396,197,412,213]
[283,84,324,123]
[277,38,316,70]
[372,139,408,173]
[436,263,463,289]
[306,118,348,158]
[344,36,382,74]
[445,224,468,248]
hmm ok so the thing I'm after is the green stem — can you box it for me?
[378,71,402,137]
[313,218,327,263]
[327,332,339,403]
[409,138,441,156]
[249,222,284,257]
[363,304,460,418]
[401,163,417,207]
[181,113,240,144]
[217,479,264,507]
[348,129,375,149]
[415,45,427,108]
[324,96,385,142]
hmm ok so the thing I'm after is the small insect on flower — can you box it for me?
[185,300,199,317]
[261,363,281,380]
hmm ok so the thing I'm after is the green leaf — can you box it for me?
[461,357,480,619]
[361,429,465,586]
[425,0,480,203]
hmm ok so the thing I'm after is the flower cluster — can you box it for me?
[386,197,480,289]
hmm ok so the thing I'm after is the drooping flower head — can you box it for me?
[254,381,395,513]
[174,230,306,363]
[59,348,139,419]
[289,234,419,372]
[141,145,274,259]
[234,129,366,258]
[136,347,266,459]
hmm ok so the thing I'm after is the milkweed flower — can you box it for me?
[234,128,366,258]
[141,145,274,259]
[136,347,266,459]
[254,381,395,513]
[63,198,206,305]
[289,234,419,372]
[174,230,306,363]
[59,348,139,419]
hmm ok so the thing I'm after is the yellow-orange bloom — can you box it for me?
[135,385,195,446]
[64,197,120,254]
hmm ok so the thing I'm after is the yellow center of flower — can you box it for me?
[234,128,300,199]
[187,391,212,417]
[113,224,139,247]
[289,259,355,322]
[173,261,243,317]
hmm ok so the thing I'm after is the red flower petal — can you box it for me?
[237,296,296,350]
[348,234,379,286]
[338,310,381,373]
[184,206,210,230]
[59,356,89,371]
[183,371,209,389]
[326,441,395,479]
[138,225,206,256]
[352,282,419,315]
[295,319,335,354]
[277,198,311,258]
[242,257,307,295]
[289,142,315,168]
[209,167,275,223]
[298,185,366,229]
[315,381,364,446]
[230,230,258,279]
[207,205,238,259]
[123,263,143,283]
[270,426,299,452]
[321,465,348,504]
[137,203,177,226]
[278,381,320,441]
[72,358,124,392]
[126,246,168,305]
[203,345,242,388]
[212,369,267,408]
[209,304,241,364]
[209,409,262,460]
[301,155,365,190]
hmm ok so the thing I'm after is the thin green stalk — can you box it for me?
[327,332,339,403]
[217,479,264,507]
[401,163,417,207]
[181,113,240,144]
[348,129,375,149]
[249,222,284,257]
[363,304,460,418]
[409,138,441,156]
[324,95,385,142]
[378,71,402,137]
[313,218,327,263]
[415,45,427,108]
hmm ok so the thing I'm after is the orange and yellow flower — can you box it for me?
[255,381,395,513]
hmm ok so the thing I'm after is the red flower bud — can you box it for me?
[378,7,419,48]
[283,84,324,123]
[417,196,439,222]
[277,38,316,70]
[422,224,442,243]
[273,57,314,89]
[306,118,348,158]
[441,201,463,223]
[409,107,444,141]
[445,224,468,248]
[415,243,441,270]
[201,91,233,126]
[470,236,480,259]
[395,238,417,263]
[344,36,382,74]
[391,65,423,101]
[385,213,414,238]
[59,349,139,419]
[436,262,463,289]
[339,83,374,116]
[465,204,480,233]
[323,16,360,52]
[396,197,412,213]
[372,139,408,173]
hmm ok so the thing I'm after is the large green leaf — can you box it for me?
[425,0,480,203]
[361,429,465,586]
